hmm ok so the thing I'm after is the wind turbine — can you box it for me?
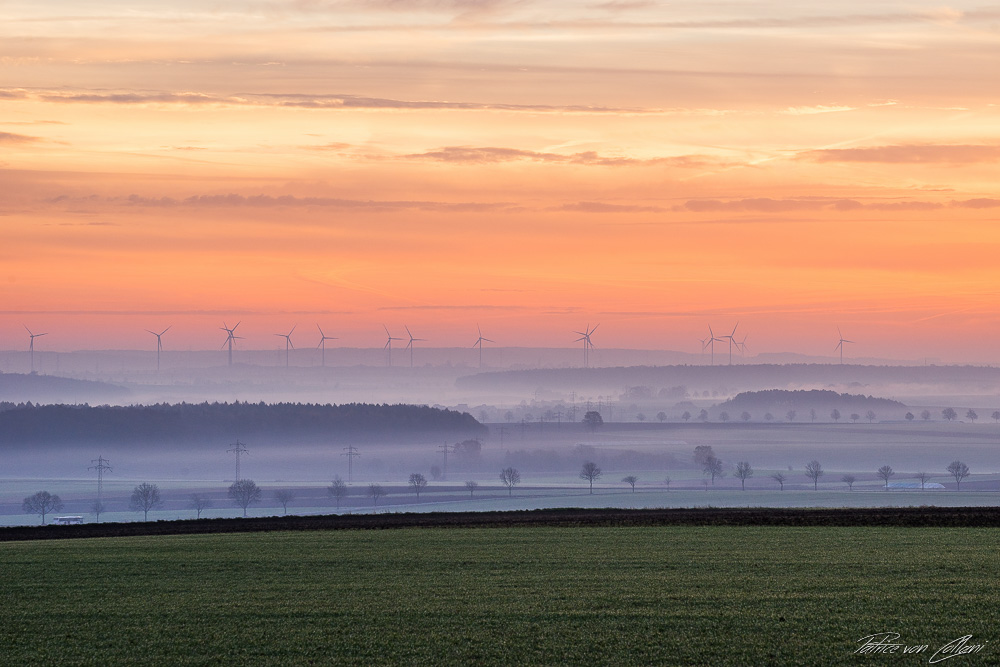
[316,325,337,367]
[737,333,749,361]
[720,322,740,365]
[220,321,243,367]
[573,324,599,368]
[383,325,402,367]
[703,325,723,366]
[274,325,295,367]
[145,326,171,372]
[404,325,425,368]
[835,327,854,365]
[473,325,494,369]
[24,326,47,373]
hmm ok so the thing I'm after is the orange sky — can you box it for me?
[2,2,1000,361]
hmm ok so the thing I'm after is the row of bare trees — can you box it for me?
[676,407,997,424]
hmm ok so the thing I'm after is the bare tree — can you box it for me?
[22,491,63,524]
[274,489,295,514]
[946,460,970,490]
[368,483,385,506]
[921,409,931,421]
[499,467,521,496]
[764,412,774,422]
[905,412,914,421]
[693,445,715,466]
[830,409,841,422]
[718,411,729,422]
[697,409,709,422]
[228,479,262,517]
[741,411,751,422]
[656,411,667,423]
[663,476,671,491]
[942,407,958,421]
[190,494,212,519]
[91,499,107,523]
[636,412,646,422]
[866,410,877,424]
[465,480,479,498]
[992,410,1000,423]
[129,483,163,521]
[850,413,860,424]
[915,472,931,490]
[622,475,638,492]
[966,409,978,423]
[408,473,428,498]
[771,472,786,490]
[580,461,602,493]
[681,411,691,422]
[876,465,894,490]
[841,474,856,491]
[809,409,817,422]
[786,410,796,422]
[804,460,824,490]
[703,455,724,485]
[734,461,752,490]
[328,477,348,510]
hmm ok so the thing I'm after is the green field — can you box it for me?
[1,526,997,665]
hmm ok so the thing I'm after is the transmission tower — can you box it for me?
[89,455,112,504]
[342,445,360,482]
[227,440,249,481]
[437,442,452,480]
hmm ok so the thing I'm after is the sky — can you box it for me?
[2,1,1000,361]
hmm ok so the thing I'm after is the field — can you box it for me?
[2,522,998,665]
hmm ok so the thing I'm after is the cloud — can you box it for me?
[782,105,855,115]
[26,88,641,114]
[0,131,40,144]
[803,144,1000,164]
[45,193,517,213]
[403,145,726,167]
[680,197,1000,213]
[556,201,665,213]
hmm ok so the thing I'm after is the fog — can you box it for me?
[3,349,1000,525]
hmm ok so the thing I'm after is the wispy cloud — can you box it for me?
[803,144,1000,164]
[680,197,1000,213]
[556,201,665,213]
[0,131,40,144]
[403,145,727,167]
[46,193,518,212]
[21,88,643,114]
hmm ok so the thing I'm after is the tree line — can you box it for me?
[0,401,485,446]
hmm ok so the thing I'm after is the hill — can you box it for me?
[717,389,906,414]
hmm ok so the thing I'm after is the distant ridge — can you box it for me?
[0,372,130,404]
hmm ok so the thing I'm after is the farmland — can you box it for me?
[1,522,997,664]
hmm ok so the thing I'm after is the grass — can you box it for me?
[1,526,998,664]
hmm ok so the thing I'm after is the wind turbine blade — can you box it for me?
[730,322,738,336]
[24,325,32,335]
[317,324,325,337]
[590,323,600,335]
[233,321,241,331]
[161,326,171,335]
[483,337,494,343]
[145,329,157,335]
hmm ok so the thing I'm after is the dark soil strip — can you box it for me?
[4,506,1000,542]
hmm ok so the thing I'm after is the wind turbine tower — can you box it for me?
[703,326,723,366]
[24,326,47,374]
[146,326,171,371]
[835,327,854,365]
[404,325,426,368]
[383,325,402,367]
[721,322,740,366]
[473,325,494,369]
[573,324,599,368]
[220,322,243,367]
[316,325,337,367]
[274,325,295,367]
